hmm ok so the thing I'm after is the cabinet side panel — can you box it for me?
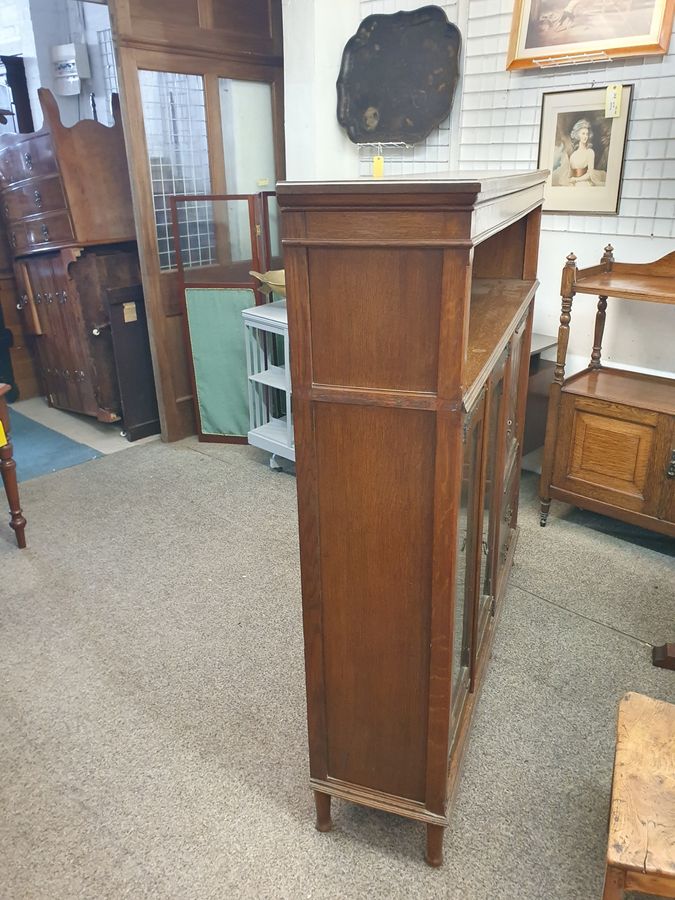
[308,248,443,393]
[314,403,435,802]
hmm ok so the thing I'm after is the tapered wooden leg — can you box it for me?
[0,438,26,549]
[539,497,550,526]
[425,823,444,867]
[314,791,332,832]
[653,643,675,670]
[602,864,625,899]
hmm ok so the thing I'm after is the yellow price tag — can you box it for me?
[0,420,6,446]
[372,155,384,178]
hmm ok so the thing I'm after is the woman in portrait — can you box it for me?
[551,117,606,187]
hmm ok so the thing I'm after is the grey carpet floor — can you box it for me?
[0,439,673,900]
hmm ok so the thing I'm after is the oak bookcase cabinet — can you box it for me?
[277,172,546,866]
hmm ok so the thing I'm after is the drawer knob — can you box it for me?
[92,322,111,337]
[34,189,42,208]
[10,232,16,248]
[24,152,33,170]
[3,204,8,217]
[16,293,27,310]
[35,292,42,304]
[667,451,675,479]
[41,223,50,242]
[46,292,53,304]
[58,290,67,304]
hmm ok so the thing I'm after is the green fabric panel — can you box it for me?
[184,288,253,437]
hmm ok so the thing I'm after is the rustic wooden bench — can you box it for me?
[603,692,675,899]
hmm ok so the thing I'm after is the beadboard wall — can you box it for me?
[459,0,675,243]
[357,0,675,242]
[351,0,675,373]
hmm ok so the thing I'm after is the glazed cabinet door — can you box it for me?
[504,313,528,484]
[451,389,486,742]
[476,346,510,654]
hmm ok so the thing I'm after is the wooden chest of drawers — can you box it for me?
[0,90,135,257]
[0,89,158,437]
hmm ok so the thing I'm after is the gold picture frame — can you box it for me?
[507,0,673,69]
[537,85,633,214]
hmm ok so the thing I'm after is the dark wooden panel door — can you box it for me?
[28,256,63,407]
[41,257,82,412]
[48,254,99,417]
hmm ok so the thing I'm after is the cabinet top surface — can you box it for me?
[277,170,548,198]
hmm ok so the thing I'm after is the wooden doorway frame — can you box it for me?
[107,0,284,440]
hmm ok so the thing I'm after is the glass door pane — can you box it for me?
[477,355,507,649]
[219,79,279,261]
[138,71,212,271]
[451,395,485,737]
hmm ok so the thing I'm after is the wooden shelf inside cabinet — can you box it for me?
[540,246,675,540]
[277,171,546,868]
[464,278,538,401]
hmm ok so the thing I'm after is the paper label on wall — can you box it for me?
[372,155,384,178]
[123,301,138,323]
[605,84,622,118]
[0,420,6,447]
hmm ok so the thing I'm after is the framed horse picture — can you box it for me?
[507,0,673,69]
[537,86,633,214]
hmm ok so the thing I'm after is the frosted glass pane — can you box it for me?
[139,70,213,271]
[219,79,276,193]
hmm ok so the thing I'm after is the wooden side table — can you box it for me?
[0,383,26,548]
[603,692,675,899]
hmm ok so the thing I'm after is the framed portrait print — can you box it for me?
[537,86,632,215]
[507,0,673,69]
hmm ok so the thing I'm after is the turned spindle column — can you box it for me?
[540,252,577,526]
[589,246,614,369]
[0,385,26,549]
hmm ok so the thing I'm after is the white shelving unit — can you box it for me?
[242,300,294,467]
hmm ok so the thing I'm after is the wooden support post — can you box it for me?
[425,823,444,868]
[314,791,332,833]
[590,296,608,369]
[602,864,625,900]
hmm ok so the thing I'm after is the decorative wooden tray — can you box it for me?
[336,6,461,145]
